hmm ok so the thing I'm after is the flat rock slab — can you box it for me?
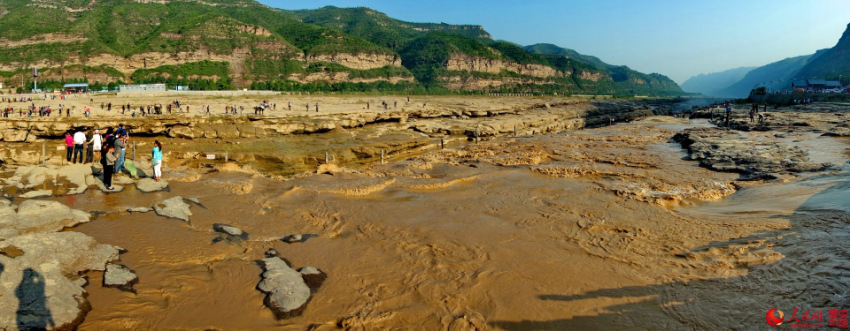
[153,196,192,222]
[103,263,139,293]
[18,189,52,199]
[113,175,135,186]
[0,232,121,330]
[95,179,124,193]
[257,257,313,319]
[15,200,91,234]
[136,178,169,193]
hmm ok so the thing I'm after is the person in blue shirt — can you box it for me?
[152,140,163,181]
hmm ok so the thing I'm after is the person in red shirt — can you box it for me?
[64,132,73,162]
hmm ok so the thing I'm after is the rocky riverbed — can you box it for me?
[0,96,677,178]
[0,98,848,329]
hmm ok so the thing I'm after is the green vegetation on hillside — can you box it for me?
[290,6,491,51]
[130,61,231,80]
[0,0,686,96]
[130,61,234,90]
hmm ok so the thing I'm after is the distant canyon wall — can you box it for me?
[445,54,563,78]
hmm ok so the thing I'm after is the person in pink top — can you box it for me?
[64,132,73,162]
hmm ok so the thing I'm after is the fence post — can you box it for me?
[381,149,385,164]
[225,151,228,162]
[325,152,329,164]
[42,142,45,165]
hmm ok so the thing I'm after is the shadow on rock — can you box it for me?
[16,268,55,331]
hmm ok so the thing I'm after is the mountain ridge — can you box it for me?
[0,0,684,95]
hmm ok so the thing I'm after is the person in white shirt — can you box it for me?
[88,129,103,163]
[72,130,86,164]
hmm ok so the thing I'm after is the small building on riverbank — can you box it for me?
[119,84,167,93]
[791,79,842,92]
[63,83,89,93]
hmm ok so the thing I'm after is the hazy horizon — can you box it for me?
[259,0,850,84]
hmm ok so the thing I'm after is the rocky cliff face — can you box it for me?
[439,75,547,90]
[445,54,562,78]
[289,71,414,84]
[304,53,401,70]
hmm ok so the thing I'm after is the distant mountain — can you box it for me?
[717,54,816,98]
[704,22,850,98]
[680,66,755,97]
[794,23,850,83]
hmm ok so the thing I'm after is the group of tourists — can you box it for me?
[749,102,767,123]
[63,124,163,190]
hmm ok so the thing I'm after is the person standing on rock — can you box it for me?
[104,145,117,190]
[113,134,126,176]
[64,132,73,162]
[91,129,102,163]
[72,129,86,164]
[84,128,95,164]
[152,140,163,182]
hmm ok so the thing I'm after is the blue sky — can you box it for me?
[258,0,850,83]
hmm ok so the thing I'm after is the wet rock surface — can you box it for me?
[153,196,193,222]
[103,263,139,293]
[673,127,833,178]
[136,178,169,193]
[256,257,316,319]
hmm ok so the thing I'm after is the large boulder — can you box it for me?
[257,257,313,319]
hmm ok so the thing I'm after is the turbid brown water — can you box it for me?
[4,115,830,329]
